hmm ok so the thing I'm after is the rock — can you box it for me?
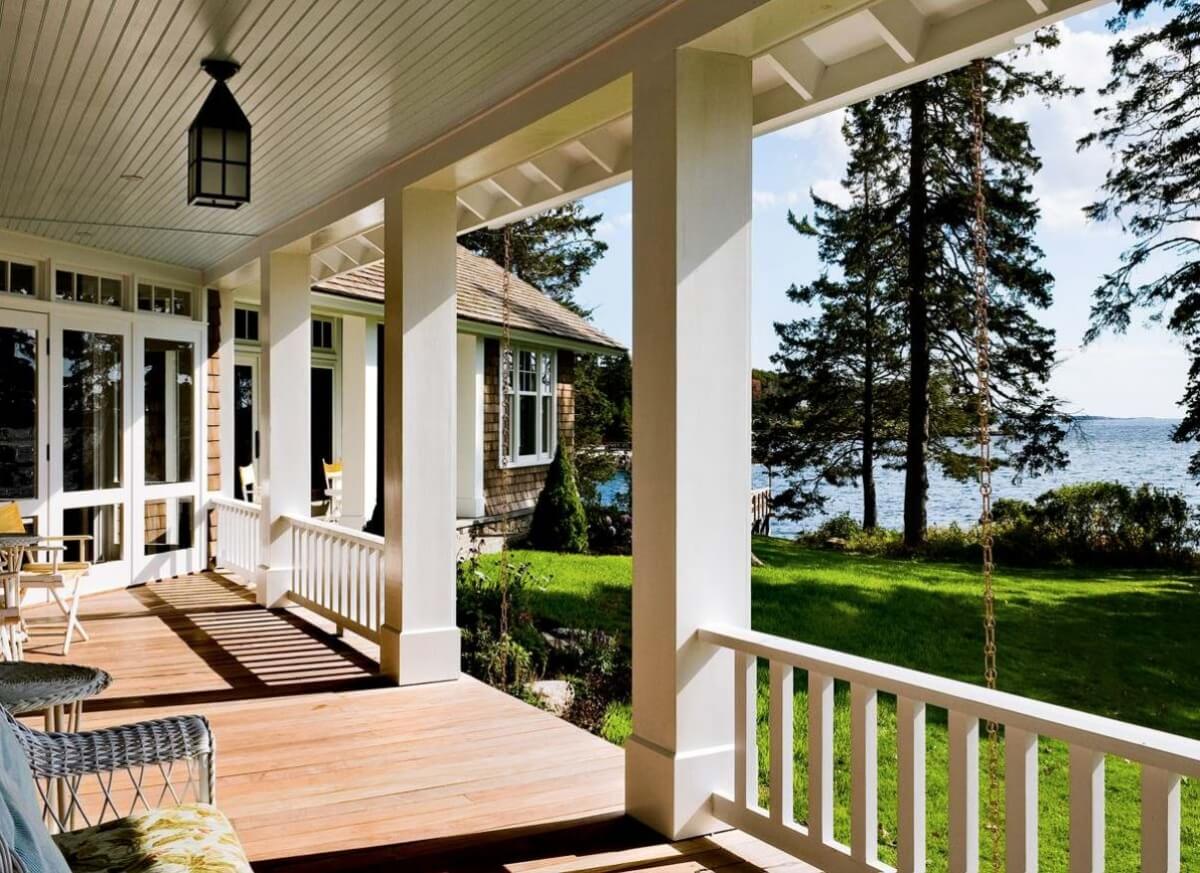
[530,679,573,716]
[825,537,848,550]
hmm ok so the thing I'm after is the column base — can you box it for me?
[624,734,733,840]
[255,566,292,609]
[380,624,461,685]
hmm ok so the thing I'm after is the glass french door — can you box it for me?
[51,313,132,590]
[0,309,48,534]
[133,321,204,584]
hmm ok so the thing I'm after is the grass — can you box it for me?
[483,537,1200,870]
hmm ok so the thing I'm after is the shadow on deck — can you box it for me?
[20,572,807,872]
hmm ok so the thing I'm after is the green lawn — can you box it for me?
[484,537,1200,870]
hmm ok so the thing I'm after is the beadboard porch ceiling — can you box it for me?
[0,0,1105,284]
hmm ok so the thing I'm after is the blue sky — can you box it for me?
[573,3,1187,419]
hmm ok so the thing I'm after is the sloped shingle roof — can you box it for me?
[312,246,624,352]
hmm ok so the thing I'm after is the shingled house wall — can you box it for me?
[482,339,575,524]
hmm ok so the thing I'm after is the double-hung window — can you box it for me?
[503,345,556,466]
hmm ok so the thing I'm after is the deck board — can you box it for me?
[22,572,811,872]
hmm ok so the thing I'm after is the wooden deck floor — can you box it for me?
[22,573,812,872]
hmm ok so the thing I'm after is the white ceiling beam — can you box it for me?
[485,176,524,209]
[361,226,386,253]
[527,152,573,192]
[750,0,1109,138]
[864,0,927,64]
[457,142,631,234]
[489,168,534,206]
[576,128,624,174]
[457,186,496,221]
[764,37,825,100]
[1026,0,1049,12]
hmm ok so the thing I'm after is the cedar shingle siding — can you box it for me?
[483,341,575,518]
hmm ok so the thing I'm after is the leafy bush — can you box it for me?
[798,481,1199,568]
[529,444,589,553]
[586,504,632,555]
[995,482,1199,567]
[545,628,631,736]
[457,552,546,693]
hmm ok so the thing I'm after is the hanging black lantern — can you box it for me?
[187,58,251,209]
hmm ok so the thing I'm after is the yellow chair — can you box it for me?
[323,460,344,522]
[0,503,92,656]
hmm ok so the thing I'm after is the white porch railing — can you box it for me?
[700,624,1200,873]
[210,496,261,579]
[283,514,384,643]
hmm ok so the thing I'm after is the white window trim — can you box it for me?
[51,263,128,311]
[501,343,557,469]
[0,254,40,298]
[134,275,200,321]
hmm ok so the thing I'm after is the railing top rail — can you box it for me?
[209,495,260,512]
[700,623,1200,779]
[281,513,385,547]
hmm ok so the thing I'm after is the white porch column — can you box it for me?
[340,314,370,529]
[363,323,380,524]
[380,187,461,685]
[456,333,485,519]
[257,247,311,607]
[625,47,753,839]
[218,288,236,499]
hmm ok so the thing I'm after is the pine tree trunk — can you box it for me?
[862,354,877,530]
[903,83,931,549]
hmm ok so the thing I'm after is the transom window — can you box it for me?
[312,318,335,351]
[56,269,122,308]
[137,282,194,318]
[504,346,556,465]
[234,308,259,342]
[0,259,35,296]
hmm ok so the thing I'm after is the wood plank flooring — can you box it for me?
[21,573,812,872]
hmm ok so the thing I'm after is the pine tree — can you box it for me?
[529,443,589,552]
[877,35,1075,546]
[1082,0,1200,474]
[460,203,608,314]
[769,104,908,529]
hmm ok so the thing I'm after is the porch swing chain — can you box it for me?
[971,56,1002,869]
[497,226,515,633]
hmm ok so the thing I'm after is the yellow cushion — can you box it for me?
[0,503,25,535]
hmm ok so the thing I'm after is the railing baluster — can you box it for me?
[807,671,833,844]
[1006,728,1039,873]
[949,710,979,873]
[897,696,926,873]
[1141,765,1181,873]
[1069,746,1105,873]
[851,684,879,864]
[769,661,793,825]
[734,651,757,811]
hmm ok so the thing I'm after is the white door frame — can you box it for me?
[51,310,133,592]
[234,351,260,500]
[0,308,49,535]
[132,318,206,585]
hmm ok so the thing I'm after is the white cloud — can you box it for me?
[594,211,631,239]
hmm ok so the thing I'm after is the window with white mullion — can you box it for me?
[505,344,556,466]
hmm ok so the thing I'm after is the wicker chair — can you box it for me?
[0,708,251,872]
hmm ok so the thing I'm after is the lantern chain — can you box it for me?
[971,57,1002,873]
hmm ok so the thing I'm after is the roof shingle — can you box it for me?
[312,247,624,352]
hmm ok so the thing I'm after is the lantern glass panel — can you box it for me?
[224,164,247,199]
[226,129,248,162]
[200,161,222,196]
[201,127,224,160]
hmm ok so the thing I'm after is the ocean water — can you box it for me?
[598,418,1200,538]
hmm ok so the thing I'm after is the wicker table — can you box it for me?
[0,534,38,661]
[0,661,112,831]
[0,662,112,732]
